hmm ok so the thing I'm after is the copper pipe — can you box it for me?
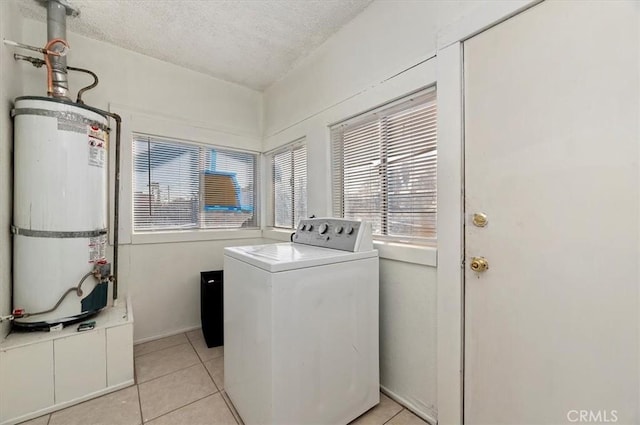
[43,38,69,96]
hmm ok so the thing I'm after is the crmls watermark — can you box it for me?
[566,410,618,423]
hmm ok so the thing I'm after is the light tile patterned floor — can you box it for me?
[21,332,428,425]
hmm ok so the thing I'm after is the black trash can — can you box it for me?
[200,270,224,348]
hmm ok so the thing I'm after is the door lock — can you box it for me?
[470,257,489,272]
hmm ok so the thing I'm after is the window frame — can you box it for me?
[131,133,260,235]
[330,87,437,246]
[267,138,308,230]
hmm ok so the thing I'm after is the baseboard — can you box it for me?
[380,385,437,425]
[3,380,135,425]
[133,325,201,345]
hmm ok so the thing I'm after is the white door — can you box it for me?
[464,1,639,424]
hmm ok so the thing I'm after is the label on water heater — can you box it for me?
[88,138,106,168]
[89,234,107,264]
[58,118,86,134]
[89,146,105,167]
[88,125,106,168]
[88,125,105,141]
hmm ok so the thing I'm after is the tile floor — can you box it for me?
[21,330,428,425]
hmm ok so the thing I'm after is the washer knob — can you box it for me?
[319,223,329,234]
[307,224,314,231]
[300,224,306,231]
[334,226,344,235]
[346,226,355,235]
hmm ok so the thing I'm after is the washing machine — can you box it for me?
[223,218,379,425]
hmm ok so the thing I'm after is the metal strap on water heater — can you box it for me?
[11,226,107,238]
[11,108,109,131]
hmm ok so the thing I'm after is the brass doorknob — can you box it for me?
[472,213,488,227]
[470,257,489,272]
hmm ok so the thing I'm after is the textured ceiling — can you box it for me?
[17,0,373,91]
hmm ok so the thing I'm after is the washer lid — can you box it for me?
[224,242,377,272]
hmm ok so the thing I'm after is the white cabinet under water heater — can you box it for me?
[224,218,379,425]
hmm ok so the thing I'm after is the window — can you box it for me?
[331,89,437,243]
[269,140,307,229]
[133,135,257,231]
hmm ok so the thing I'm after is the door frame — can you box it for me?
[435,2,540,423]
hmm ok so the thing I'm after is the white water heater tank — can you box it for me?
[12,96,110,326]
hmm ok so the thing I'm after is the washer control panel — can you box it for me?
[293,218,373,252]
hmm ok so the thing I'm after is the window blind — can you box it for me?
[133,135,257,231]
[271,141,307,229]
[331,89,437,243]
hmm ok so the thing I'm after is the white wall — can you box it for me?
[379,260,437,416]
[262,1,483,421]
[16,18,265,342]
[0,0,24,341]
[123,238,266,342]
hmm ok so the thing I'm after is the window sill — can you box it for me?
[373,240,437,267]
[262,228,437,267]
[262,228,296,242]
[131,228,262,245]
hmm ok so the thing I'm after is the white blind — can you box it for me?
[133,135,257,231]
[331,89,437,243]
[271,141,307,229]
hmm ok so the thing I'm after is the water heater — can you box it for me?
[12,97,111,328]
[5,0,122,330]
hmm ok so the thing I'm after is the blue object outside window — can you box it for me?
[205,149,254,213]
